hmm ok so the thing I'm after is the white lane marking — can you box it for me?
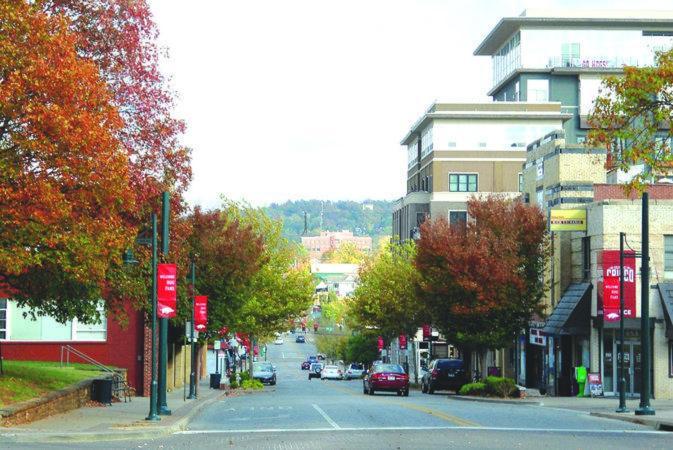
[282,352,285,359]
[177,426,666,435]
[311,404,340,429]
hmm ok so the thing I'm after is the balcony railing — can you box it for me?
[546,56,642,70]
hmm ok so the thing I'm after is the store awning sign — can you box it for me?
[549,209,587,232]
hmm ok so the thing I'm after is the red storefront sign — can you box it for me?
[157,263,177,318]
[194,295,208,331]
[399,334,407,350]
[601,250,636,322]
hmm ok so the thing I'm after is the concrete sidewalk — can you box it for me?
[453,394,673,430]
[0,379,226,444]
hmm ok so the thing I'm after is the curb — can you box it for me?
[589,412,673,431]
[450,395,543,406]
[0,389,226,444]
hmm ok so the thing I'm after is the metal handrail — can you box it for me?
[60,345,132,402]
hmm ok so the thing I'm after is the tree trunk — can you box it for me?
[248,336,255,381]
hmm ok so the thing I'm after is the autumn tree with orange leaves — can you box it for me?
[0,1,137,322]
[416,196,549,352]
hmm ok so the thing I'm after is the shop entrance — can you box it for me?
[603,330,641,396]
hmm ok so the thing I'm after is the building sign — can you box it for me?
[587,372,604,397]
[536,158,544,181]
[529,328,547,346]
[194,295,208,331]
[601,250,636,322]
[157,263,177,318]
[549,209,587,231]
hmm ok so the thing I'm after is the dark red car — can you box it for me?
[363,363,409,396]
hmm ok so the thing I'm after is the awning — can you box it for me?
[658,283,673,339]
[543,283,592,336]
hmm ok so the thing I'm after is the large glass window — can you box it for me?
[449,211,467,227]
[407,139,417,169]
[665,235,673,279]
[492,31,521,86]
[561,42,580,67]
[421,126,433,158]
[0,299,6,340]
[449,174,478,192]
[527,79,549,102]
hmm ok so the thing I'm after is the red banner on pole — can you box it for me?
[422,324,431,341]
[601,250,636,322]
[399,334,407,350]
[157,263,177,318]
[194,295,208,331]
[377,336,384,351]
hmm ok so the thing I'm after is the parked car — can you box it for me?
[301,360,311,370]
[252,362,276,385]
[363,363,409,396]
[301,355,318,370]
[295,335,306,343]
[320,365,344,380]
[421,359,467,394]
[308,362,324,380]
[274,337,284,345]
[344,363,365,379]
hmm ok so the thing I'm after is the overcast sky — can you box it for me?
[149,0,668,208]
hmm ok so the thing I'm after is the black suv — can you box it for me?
[421,359,467,394]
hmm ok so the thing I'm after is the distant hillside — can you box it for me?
[264,200,394,244]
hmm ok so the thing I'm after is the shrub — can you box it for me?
[239,371,251,383]
[229,380,239,389]
[484,376,517,398]
[241,379,264,390]
[458,382,486,396]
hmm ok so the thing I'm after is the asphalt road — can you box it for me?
[9,335,673,449]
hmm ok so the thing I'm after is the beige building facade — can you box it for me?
[301,230,372,261]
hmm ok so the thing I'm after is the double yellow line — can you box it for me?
[324,383,480,428]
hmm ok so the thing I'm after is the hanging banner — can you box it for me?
[194,295,208,331]
[601,250,636,322]
[157,263,177,318]
[377,336,384,352]
[399,334,407,350]
[549,209,587,232]
[422,324,431,341]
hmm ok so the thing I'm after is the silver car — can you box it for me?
[321,364,344,380]
[344,363,365,379]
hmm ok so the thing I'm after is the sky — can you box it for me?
[149,0,669,208]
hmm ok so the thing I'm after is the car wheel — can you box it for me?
[363,385,368,394]
[428,384,435,395]
[368,387,375,396]
[397,390,402,396]
[421,382,427,394]
[403,388,409,397]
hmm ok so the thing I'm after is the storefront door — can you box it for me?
[615,341,641,396]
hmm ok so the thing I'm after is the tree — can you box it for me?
[349,241,422,341]
[416,196,548,352]
[345,333,379,366]
[321,241,367,264]
[588,48,673,192]
[0,1,137,322]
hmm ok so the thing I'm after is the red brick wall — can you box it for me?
[594,183,673,201]
[2,305,146,396]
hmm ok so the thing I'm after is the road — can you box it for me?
[10,335,673,449]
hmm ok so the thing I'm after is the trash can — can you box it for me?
[92,378,113,405]
[210,373,222,389]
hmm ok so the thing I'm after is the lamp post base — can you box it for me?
[158,407,172,415]
[145,414,161,421]
[615,406,629,413]
[635,406,656,416]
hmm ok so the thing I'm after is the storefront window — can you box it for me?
[603,330,614,393]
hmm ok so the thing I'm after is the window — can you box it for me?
[449,174,478,192]
[514,81,520,101]
[518,173,524,193]
[536,189,544,207]
[449,211,467,227]
[582,237,591,281]
[665,235,673,279]
[0,299,6,340]
[561,42,580,67]
[421,126,433,158]
[528,79,549,102]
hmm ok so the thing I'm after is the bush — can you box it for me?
[241,379,264,390]
[458,382,486,396]
[484,376,517,398]
[239,371,251,383]
[229,380,239,389]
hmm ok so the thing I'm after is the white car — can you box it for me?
[320,365,344,380]
[274,337,284,345]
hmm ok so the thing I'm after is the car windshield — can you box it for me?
[373,364,404,374]
[350,364,363,370]
[255,363,273,372]
[437,359,464,369]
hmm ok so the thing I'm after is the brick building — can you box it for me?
[301,230,372,261]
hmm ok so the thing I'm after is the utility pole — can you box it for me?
[636,192,655,415]
[146,213,159,421]
[158,192,171,415]
[188,261,197,399]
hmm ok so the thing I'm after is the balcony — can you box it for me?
[545,56,642,70]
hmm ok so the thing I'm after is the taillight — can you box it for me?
[431,369,439,379]
[371,373,382,380]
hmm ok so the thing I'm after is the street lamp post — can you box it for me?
[158,192,171,416]
[616,232,628,413]
[147,213,160,421]
[188,260,197,399]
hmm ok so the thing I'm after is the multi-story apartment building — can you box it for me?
[301,230,372,261]
[474,9,673,143]
[392,102,570,241]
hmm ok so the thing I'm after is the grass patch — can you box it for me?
[0,360,105,408]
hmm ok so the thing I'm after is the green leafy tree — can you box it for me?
[349,240,421,341]
[321,241,367,264]
[588,48,673,192]
[345,333,379,366]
